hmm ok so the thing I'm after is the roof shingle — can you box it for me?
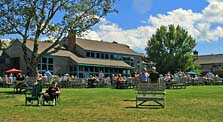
[76,38,143,56]
[25,40,132,68]
[197,54,223,64]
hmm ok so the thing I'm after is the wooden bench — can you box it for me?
[136,83,166,108]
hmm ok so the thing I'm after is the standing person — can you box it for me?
[149,67,160,83]
[139,68,149,83]
[98,71,104,79]
[45,70,52,82]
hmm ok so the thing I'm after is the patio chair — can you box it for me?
[25,83,42,105]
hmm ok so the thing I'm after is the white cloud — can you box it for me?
[202,0,223,23]
[82,0,223,53]
[132,0,152,14]
[81,30,102,41]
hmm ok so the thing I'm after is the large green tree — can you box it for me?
[146,25,198,74]
[0,0,116,76]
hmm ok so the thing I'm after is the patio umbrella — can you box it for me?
[5,68,23,73]
[187,71,196,75]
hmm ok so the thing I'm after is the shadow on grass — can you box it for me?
[15,104,55,107]
[0,91,14,94]
[15,104,41,107]
[124,99,164,109]
[123,99,136,102]
[125,105,164,109]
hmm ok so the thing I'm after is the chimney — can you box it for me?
[193,50,198,61]
[112,41,118,44]
[67,31,76,51]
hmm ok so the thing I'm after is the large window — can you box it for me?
[38,57,54,73]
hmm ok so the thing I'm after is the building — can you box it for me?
[3,35,143,77]
[197,54,223,76]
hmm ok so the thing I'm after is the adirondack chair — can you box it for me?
[42,82,61,106]
[25,83,42,105]
[42,92,61,106]
[136,83,166,108]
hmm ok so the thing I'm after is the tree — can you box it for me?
[0,0,116,76]
[0,40,7,50]
[145,25,198,74]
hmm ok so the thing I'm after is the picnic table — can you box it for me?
[14,80,27,93]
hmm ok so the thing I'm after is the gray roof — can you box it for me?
[52,50,132,68]
[25,40,55,54]
[25,40,132,68]
[76,38,143,56]
[197,54,223,64]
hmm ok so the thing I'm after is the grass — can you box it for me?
[0,86,223,122]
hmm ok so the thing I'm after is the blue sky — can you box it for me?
[1,0,223,55]
[83,0,223,55]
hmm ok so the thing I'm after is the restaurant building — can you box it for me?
[3,34,143,77]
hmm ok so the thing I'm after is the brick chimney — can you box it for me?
[66,31,76,51]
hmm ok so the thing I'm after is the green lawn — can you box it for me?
[0,86,223,122]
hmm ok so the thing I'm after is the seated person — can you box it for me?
[43,81,60,105]
[15,73,26,93]
[88,75,96,88]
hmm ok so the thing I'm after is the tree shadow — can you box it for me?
[123,99,136,102]
[0,91,14,94]
[14,104,41,107]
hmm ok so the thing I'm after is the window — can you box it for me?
[110,54,114,59]
[38,64,41,70]
[105,54,109,59]
[86,52,90,57]
[48,58,53,64]
[105,67,109,72]
[89,66,94,72]
[95,67,99,72]
[130,57,134,61]
[48,65,53,70]
[91,52,95,58]
[79,66,84,71]
[42,58,47,63]
[42,64,47,70]
[101,53,105,59]
[0,58,5,64]
[84,66,89,72]
[38,57,54,73]
[73,65,77,71]
[96,53,100,58]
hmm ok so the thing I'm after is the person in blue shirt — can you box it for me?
[139,68,149,83]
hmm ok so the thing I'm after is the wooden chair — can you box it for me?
[25,83,42,105]
[136,83,166,108]
[42,93,61,106]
